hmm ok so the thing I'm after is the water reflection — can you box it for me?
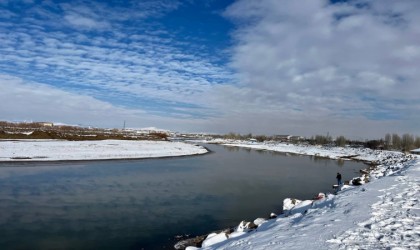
[223,144,235,152]
[337,158,345,167]
[0,144,367,249]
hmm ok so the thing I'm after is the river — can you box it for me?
[0,144,367,249]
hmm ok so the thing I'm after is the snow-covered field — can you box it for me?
[0,139,208,161]
[182,141,419,250]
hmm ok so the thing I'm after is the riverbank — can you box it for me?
[204,139,404,163]
[180,141,419,249]
[0,139,208,161]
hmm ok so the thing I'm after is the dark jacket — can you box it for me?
[336,173,342,181]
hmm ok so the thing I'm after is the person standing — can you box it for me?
[336,172,342,186]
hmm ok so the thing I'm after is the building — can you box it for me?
[290,135,304,141]
[36,122,54,127]
[274,135,292,142]
[274,135,304,142]
[410,148,420,155]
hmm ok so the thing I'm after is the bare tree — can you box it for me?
[415,136,420,148]
[402,133,415,151]
[335,136,347,147]
[392,133,401,149]
[255,135,267,142]
[384,133,391,149]
[314,135,330,145]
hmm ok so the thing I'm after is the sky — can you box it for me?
[0,0,419,139]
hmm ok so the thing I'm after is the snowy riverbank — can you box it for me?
[180,141,419,249]
[206,139,405,163]
[0,139,208,161]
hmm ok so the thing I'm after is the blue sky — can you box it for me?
[1,0,419,138]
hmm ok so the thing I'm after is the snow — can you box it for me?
[0,139,208,161]
[202,233,229,248]
[5,131,34,135]
[188,141,419,249]
[217,141,404,163]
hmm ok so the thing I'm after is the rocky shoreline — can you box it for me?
[173,142,415,249]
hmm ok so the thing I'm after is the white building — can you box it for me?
[410,148,420,155]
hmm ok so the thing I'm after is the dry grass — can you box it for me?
[0,121,168,141]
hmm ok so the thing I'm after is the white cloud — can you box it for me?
[0,74,208,130]
[211,0,420,138]
[0,1,231,120]
[64,13,109,30]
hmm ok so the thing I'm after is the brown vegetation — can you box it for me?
[0,121,168,141]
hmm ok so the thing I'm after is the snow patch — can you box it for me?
[0,140,208,161]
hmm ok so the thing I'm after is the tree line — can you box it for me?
[304,133,420,151]
[218,132,420,152]
[383,133,420,151]
[222,132,269,142]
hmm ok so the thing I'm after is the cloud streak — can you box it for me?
[0,0,231,121]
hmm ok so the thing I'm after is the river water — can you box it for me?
[0,144,367,249]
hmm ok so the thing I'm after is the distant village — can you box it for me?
[0,121,321,144]
[1,121,419,154]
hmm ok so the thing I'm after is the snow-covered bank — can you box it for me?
[196,158,419,249]
[220,141,404,163]
[181,141,419,250]
[0,140,208,161]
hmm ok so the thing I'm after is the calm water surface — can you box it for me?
[0,144,367,249]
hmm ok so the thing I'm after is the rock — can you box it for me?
[254,218,266,226]
[237,221,248,232]
[174,227,234,250]
[174,235,207,250]
[247,221,258,230]
[236,220,258,232]
[185,247,200,250]
[222,228,234,235]
[269,212,277,219]
[351,177,363,186]
[359,169,369,175]
[283,198,302,211]
[202,232,228,248]
[363,176,369,183]
[315,193,325,200]
[289,200,313,215]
